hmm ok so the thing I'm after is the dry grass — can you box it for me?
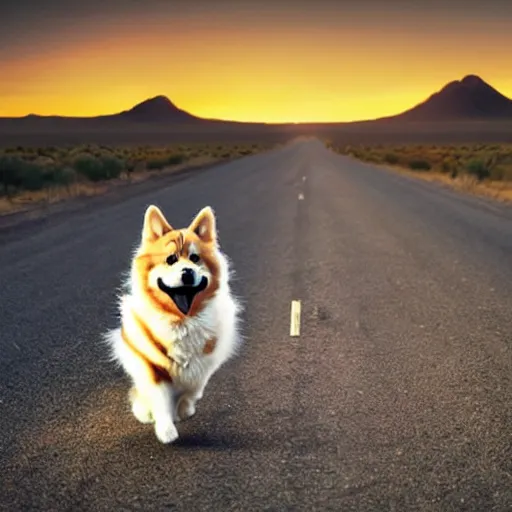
[0,142,274,215]
[0,183,102,214]
[331,142,512,203]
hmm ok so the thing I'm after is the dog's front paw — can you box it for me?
[129,387,153,424]
[132,399,154,424]
[155,420,179,444]
[176,397,196,422]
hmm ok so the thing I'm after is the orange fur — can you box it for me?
[121,328,172,384]
[203,338,217,355]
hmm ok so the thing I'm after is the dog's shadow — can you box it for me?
[171,430,249,452]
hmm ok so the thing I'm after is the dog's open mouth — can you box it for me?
[157,276,208,315]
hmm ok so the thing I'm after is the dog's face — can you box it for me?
[133,205,220,318]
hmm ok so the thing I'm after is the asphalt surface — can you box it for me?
[0,138,511,512]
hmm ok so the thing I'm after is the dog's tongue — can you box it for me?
[159,276,208,316]
[172,291,193,315]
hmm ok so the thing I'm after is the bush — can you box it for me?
[0,156,22,195]
[72,154,103,181]
[466,159,491,181]
[441,157,459,174]
[167,154,186,166]
[384,153,399,165]
[0,154,81,196]
[99,154,124,180]
[18,161,47,190]
[72,153,124,181]
[408,159,432,171]
[363,152,381,163]
[45,166,76,187]
[147,157,167,170]
[125,159,136,173]
[0,155,46,194]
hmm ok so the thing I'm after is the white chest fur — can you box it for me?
[120,286,240,390]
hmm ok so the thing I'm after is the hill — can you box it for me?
[116,95,202,123]
[385,75,512,122]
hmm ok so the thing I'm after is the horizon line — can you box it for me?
[1,72,509,124]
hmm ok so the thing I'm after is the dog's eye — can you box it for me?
[166,254,179,265]
[189,253,200,264]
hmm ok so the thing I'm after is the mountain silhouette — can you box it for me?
[1,76,512,128]
[117,95,201,123]
[387,75,512,121]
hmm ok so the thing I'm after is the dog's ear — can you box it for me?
[188,206,216,244]
[142,205,173,242]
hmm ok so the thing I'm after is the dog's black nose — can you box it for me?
[181,268,195,286]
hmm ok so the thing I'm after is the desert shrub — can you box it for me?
[147,157,167,170]
[50,166,76,186]
[98,154,124,179]
[384,153,399,165]
[18,161,47,190]
[0,156,25,194]
[466,159,491,181]
[39,165,77,188]
[72,153,123,181]
[167,154,186,166]
[363,151,382,163]
[125,159,136,173]
[0,156,25,195]
[36,147,59,159]
[0,156,52,194]
[72,154,104,181]
[441,157,458,174]
[68,145,91,158]
[408,159,432,171]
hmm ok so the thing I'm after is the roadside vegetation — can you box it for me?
[330,142,512,202]
[0,142,274,214]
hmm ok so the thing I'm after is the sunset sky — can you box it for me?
[1,0,512,123]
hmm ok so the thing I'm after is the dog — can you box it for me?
[105,204,242,443]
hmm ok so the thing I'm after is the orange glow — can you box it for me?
[1,19,512,123]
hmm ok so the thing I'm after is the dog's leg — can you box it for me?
[129,386,153,424]
[146,381,179,444]
[119,338,179,443]
[132,382,178,443]
[130,379,178,443]
[176,372,214,422]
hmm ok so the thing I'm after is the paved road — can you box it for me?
[1,139,511,512]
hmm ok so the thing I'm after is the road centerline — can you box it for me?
[290,300,302,337]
